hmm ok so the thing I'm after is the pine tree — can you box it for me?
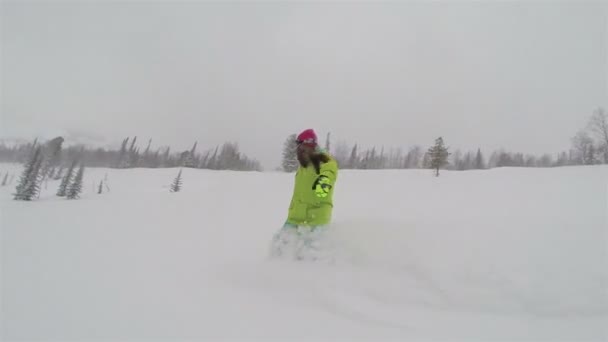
[161,147,171,167]
[129,136,138,155]
[116,137,129,168]
[53,165,64,180]
[427,137,450,177]
[57,159,77,197]
[184,142,198,168]
[475,148,485,169]
[144,139,152,156]
[14,147,44,200]
[206,147,218,170]
[21,155,44,200]
[1,172,8,186]
[170,169,183,192]
[66,164,85,199]
[281,134,298,172]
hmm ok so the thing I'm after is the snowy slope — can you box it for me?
[1,164,607,341]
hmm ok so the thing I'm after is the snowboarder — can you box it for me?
[270,129,339,260]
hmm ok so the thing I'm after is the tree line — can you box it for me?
[2,136,262,201]
[0,136,263,171]
[9,137,85,201]
[281,107,608,172]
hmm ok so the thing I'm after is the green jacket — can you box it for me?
[287,155,338,226]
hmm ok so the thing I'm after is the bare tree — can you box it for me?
[450,150,462,170]
[588,107,608,163]
[281,134,298,172]
[571,130,594,165]
[333,141,350,168]
[404,146,423,169]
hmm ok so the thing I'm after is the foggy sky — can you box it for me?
[1,1,607,168]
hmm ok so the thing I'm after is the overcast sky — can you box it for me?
[1,1,607,168]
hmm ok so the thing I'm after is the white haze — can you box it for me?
[1,1,607,168]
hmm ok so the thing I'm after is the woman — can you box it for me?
[271,129,339,259]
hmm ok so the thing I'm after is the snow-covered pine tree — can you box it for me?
[348,144,359,169]
[281,134,298,172]
[14,146,44,200]
[116,137,129,168]
[142,139,152,167]
[428,137,450,177]
[54,165,64,180]
[170,169,183,192]
[1,172,8,186]
[57,159,77,197]
[66,164,85,199]
[208,147,219,170]
[23,154,44,200]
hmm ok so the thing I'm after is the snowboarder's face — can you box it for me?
[297,144,315,166]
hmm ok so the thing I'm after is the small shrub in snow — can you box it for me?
[170,169,183,193]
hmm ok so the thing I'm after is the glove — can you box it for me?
[312,175,332,198]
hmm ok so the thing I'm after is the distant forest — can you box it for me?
[282,107,608,171]
[1,107,607,172]
[0,137,263,171]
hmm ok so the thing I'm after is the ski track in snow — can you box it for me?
[1,164,607,341]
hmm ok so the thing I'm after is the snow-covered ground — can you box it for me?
[1,164,607,341]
